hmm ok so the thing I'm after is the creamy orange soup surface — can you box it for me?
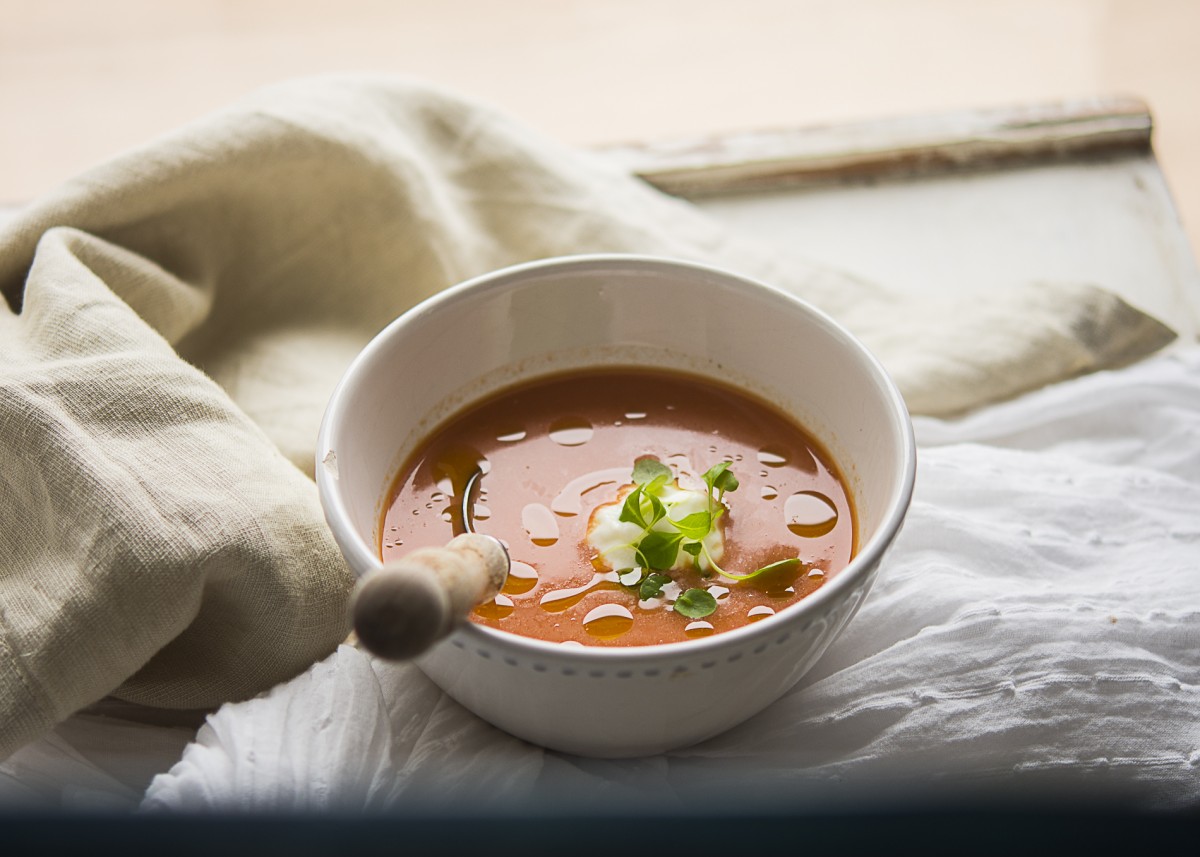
[381,368,855,647]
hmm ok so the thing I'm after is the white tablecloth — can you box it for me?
[94,344,1196,813]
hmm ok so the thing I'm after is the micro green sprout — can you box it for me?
[608,456,803,619]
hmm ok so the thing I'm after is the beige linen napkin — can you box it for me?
[0,75,1174,760]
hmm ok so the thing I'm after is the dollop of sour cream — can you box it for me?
[587,483,725,573]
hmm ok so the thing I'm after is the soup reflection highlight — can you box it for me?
[381,369,855,646]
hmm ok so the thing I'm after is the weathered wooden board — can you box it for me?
[596,97,1154,196]
[596,97,1200,341]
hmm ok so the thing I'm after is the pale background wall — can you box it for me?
[2,0,1197,256]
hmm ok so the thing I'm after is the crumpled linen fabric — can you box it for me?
[141,347,1200,812]
[0,74,1176,761]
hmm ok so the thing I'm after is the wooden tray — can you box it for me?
[598,97,1200,341]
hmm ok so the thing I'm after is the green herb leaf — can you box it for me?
[638,572,672,600]
[644,491,667,526]
[673,588,717,618]
[618,486,647,528]
[715,470,739,494]
[636,530,683,569]
[632,456,672,487]
[680,540,704,573]
[702,461,740,497]
[754,558,801,576]
[619,484,668,530]
[718,557,802,582]
[669,510,711,541]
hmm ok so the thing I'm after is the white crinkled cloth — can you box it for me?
[139,346,1200,812]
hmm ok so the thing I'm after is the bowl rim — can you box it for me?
[317,252,917,663]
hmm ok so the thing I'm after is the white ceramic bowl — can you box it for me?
[317,254,915,757]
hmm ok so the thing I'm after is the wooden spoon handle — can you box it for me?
[351,533,509,661]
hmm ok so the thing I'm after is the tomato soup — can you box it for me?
[381,369,855,646]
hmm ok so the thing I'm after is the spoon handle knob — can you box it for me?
[352,533,509,661]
